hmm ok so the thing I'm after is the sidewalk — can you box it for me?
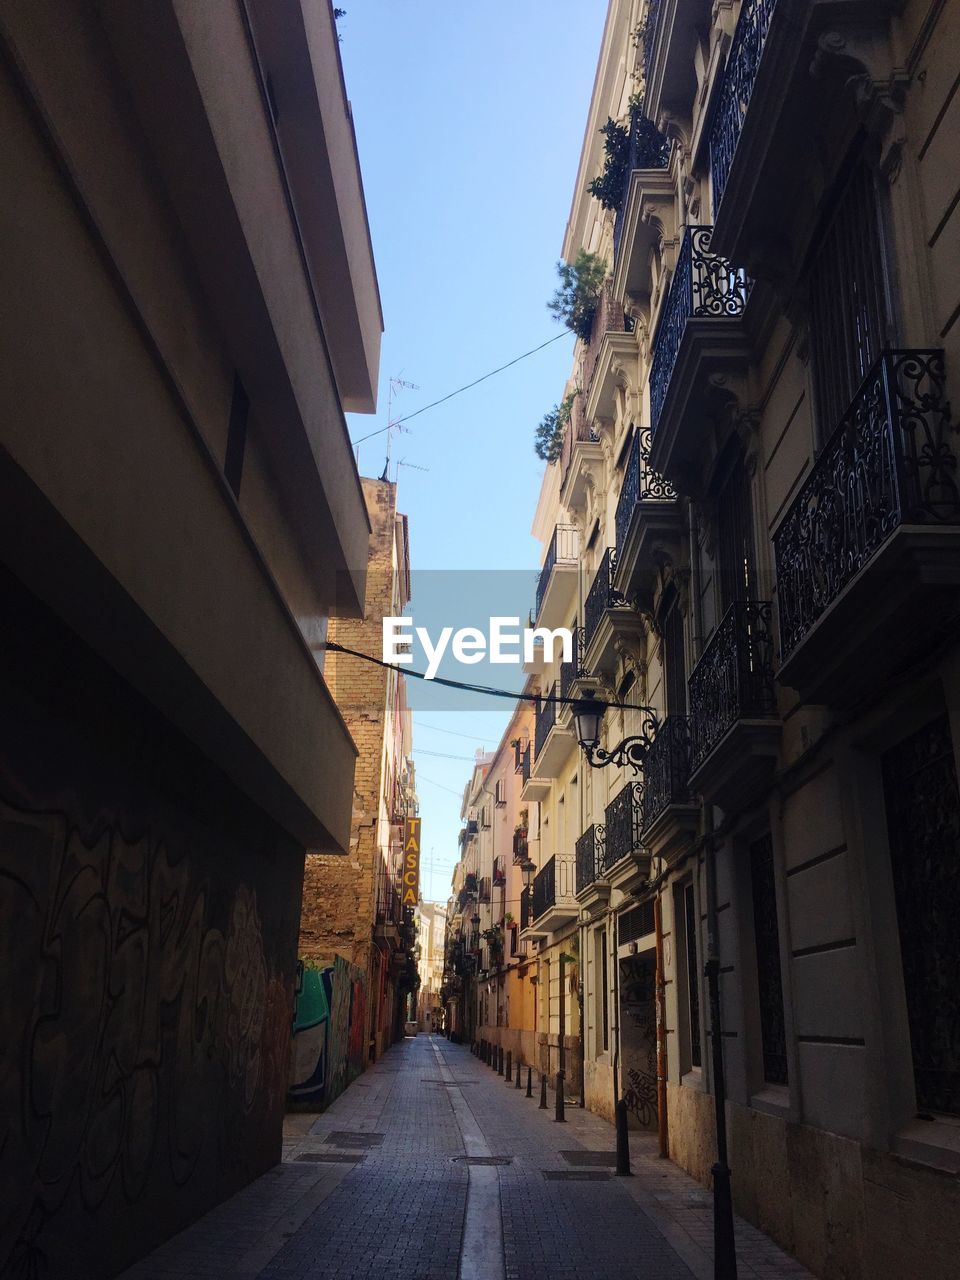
[121,1036,814,1280]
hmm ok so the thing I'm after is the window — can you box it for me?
[682,883,702,1070]
[595,927,609,1053]
[806,144,891,435]
[715,443,756,611]
[495,778,507,807]
[224,375,249,498]
[660,585,686,716]
[750,832,788,1085]
[882,714,960,1116]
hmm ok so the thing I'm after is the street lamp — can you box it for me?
[520,859,537,891]
[572,696,659,773]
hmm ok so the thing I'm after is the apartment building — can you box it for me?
[295,477,418,1091]
[0,1,381,1274]
[416,900,447,1031]
[522,0,960,1276]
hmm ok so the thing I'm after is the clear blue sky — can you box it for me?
[340,2,606,899]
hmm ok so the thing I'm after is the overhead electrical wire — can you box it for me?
[350,331,569,446]
[413,718,497,743]
[320,640,655,715]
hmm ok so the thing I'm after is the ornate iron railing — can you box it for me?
[774,350,960,662]
[709,0,778,217]
[512,829,529,862]
[584,548,630,653]
[688,600,777,769]
[532,857,556,920]
[641,716,694,831]
[534,686,557,761]
[536,523,579,620]
[604,782,645,869]
[642,0,663,84]
[520,886,531,929]
[613,111,671,260]
[575,823,607,893]
[521,743,531,784]
[614,429,677,554]
[559,626,584,700]
[649,226,751,433]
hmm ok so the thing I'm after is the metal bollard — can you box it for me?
[526,1066,533,1098]
[615,1099,632,1176]
[555,1071,565,1123]
[539,1072,548,1109]
[497,1046,504,1076]
[515,1059,522,1089]
[505,1051,512,1083]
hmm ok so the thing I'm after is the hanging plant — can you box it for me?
[534,392,577,463]
[547,251,606,342]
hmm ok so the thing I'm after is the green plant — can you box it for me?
[534,392,577,463]
[588,116,632,211]
[547,251,606,342]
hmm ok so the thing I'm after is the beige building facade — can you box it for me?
[520,1,960,1276]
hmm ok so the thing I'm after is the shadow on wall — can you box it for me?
[288,956,367,1110]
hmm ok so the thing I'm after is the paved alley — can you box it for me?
[122,1037,813,1280]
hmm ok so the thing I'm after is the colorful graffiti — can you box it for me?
[288,956,367,1108]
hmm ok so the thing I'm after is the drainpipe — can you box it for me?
[579,917,586,1108]
[688,499,703,656]
[611,913,622,1119]
[654,894,669,1159]
[704,809,737,1279]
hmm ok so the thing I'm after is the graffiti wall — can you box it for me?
[288,956,367,1108]
[0,569,304,1278]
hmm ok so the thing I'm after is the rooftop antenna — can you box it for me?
[383,376,419,480]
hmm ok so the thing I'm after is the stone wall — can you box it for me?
[0,566,302,1279]
[298,478,400,1065]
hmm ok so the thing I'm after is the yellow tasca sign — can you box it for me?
[401,817,421,907]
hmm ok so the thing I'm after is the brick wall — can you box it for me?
[298,477,403,1063]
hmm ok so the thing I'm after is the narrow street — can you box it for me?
[121,1037,812,1280]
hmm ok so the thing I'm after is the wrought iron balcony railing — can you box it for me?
[520,886,531,929]
[612,111,671,261]
[642,0,663,83]
[774,350,960,662]
[648,226,751,433]
[584,548,630,653]
[532,857,557,920]
[559,626,584,700]
[604,782,645,868]
[536,523,579,620]
[641,716,695,832]
[575,823,607,893]
[520,742,531,784]
[709,0,778,217]
[614,429,677,553]
[688,601,777,770]
[534,685,557,760]
[512,829,529,863]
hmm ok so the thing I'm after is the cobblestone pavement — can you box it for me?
[122,1037,814,1280]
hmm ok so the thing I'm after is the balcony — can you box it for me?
[613,429,682,602]
[604,782,648,890]
[643,0,711,131]
[575,823,608,901]
[640,716,698,858]
[582,548,644,677]
[688,601,779,809]
[707,0,901,264]
[528,683,575,785]
[612,112,671,263]
[374,866,402,945]
[647,226,751,488]
[774,350,960,706]
[535,523,579,627]
[512,828,529,864]
[527,855,578,935]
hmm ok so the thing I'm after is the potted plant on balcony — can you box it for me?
[534,391,577,463]
[547,251,606,342]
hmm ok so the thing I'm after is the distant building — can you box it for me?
[416,900,447,1031]
[296,477,419,1082]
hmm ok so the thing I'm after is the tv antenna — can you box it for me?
[382,376,419,480]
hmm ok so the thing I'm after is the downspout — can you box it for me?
[654,893,669,1158]
[688,498,703,655]
[611,910,622,1119]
